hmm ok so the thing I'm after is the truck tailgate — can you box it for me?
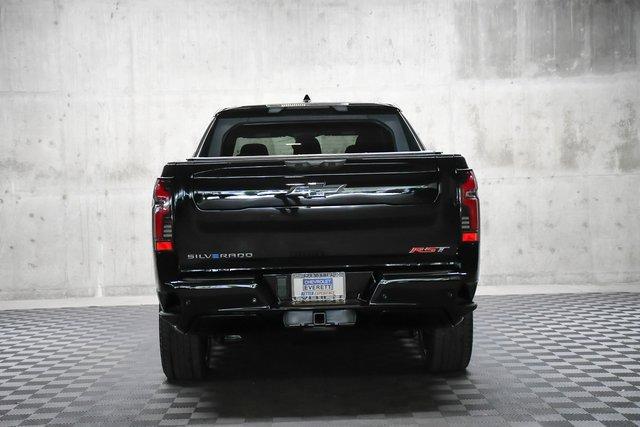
[171,154,462,271]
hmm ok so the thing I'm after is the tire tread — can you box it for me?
[422,313,473,373]
[158,317,205,381]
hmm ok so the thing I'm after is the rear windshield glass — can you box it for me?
[198,113,420,157]
[224,122,393,156]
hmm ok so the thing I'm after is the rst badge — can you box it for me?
[409,246,450,254]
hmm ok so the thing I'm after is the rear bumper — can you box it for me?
[158,270,477,334]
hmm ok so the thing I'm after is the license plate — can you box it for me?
[291,272,346,304]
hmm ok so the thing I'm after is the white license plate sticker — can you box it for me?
[291,272,346,304]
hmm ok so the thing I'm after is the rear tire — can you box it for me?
[419,313,473,373]
[159,317,206,381]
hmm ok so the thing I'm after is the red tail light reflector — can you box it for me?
[153,178,173,252]
[155,241,173,251]
[462,232,478,242]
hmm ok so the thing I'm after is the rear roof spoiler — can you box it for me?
[216,102,400,118]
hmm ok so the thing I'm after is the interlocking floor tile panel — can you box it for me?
[0,292,639,426]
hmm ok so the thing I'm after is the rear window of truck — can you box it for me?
[198,114,420,157]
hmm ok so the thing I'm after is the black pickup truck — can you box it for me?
[153,101,480,380]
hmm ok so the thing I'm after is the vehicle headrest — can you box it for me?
[238,143,269,156]
[293,136,321,155]
[354,129,394,153]
[344,144,358,153]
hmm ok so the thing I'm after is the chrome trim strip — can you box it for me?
[168,283,258,290]
[195,184,437,200]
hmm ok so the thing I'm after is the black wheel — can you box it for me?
[418,313,473,373]
[159,316,206,381]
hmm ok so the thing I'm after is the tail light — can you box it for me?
[153,178,173,251]
[459,170,479,243]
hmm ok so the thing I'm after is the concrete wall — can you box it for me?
[1,0,639,299]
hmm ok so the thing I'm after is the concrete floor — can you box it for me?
[1,292,639,426]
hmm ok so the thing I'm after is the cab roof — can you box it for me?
[216,102,401,118]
